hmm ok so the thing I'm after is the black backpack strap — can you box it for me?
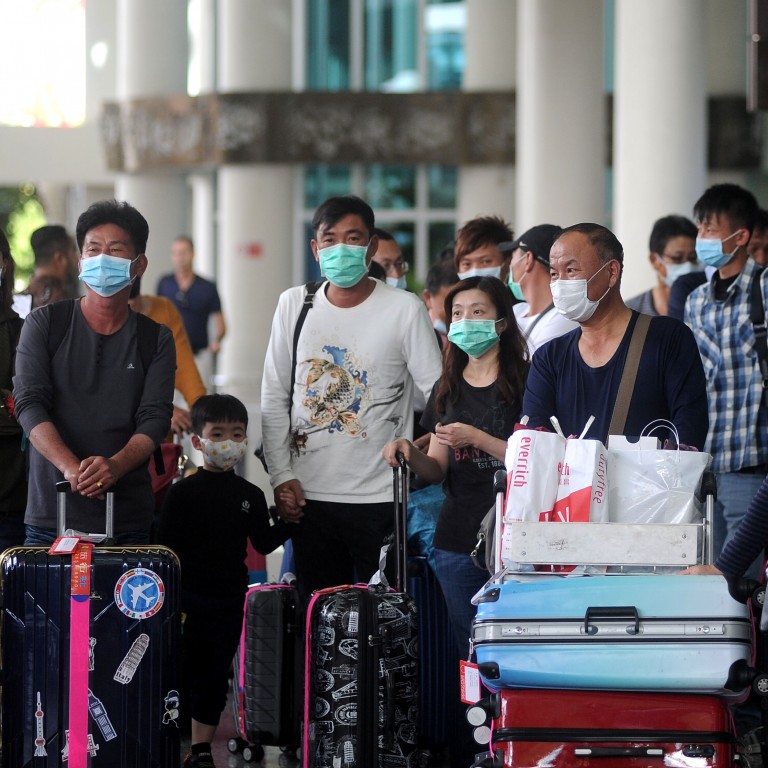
[288,281,324,419]
[135,312,161,373]
[46,299,76,359]
[133,312,164,474]
[751,267,768,407]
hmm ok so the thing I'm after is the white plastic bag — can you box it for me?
[607,420,711,524]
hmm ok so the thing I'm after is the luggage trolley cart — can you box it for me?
[467,469,768,768]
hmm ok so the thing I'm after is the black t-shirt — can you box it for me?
[420,378,521,553]
[0,314,26,515]
[157,468,290,597]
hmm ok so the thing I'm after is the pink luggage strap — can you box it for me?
[68,542,93,768]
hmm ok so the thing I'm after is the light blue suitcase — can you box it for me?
[472,575,754,697]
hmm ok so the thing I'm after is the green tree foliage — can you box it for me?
[0,185,46,288]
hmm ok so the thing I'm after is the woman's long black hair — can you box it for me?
[0,229,16,320]
[434,275,529,414]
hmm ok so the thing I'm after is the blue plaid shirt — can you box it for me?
[685,259,768,472]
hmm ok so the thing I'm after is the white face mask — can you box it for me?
[198,437,248,471]
[551,261,611,323]
[458,266,502,281]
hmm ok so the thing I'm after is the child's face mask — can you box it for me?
[198,437,248,471]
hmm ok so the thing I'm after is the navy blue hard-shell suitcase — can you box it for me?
[0,484,181,767]
[408,555,459,756]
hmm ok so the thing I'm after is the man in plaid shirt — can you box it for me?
[685,183,764,577]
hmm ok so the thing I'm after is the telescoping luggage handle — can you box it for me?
[392,453,408,593]
[55,480,114,544]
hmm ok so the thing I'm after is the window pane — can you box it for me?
[365,0,419,91]
[303,222,323,281]
[307,0,351,90]
[427,165,458,208]
[364,165,416,209]
[426,2,465,90]
[304,166,353,209]
[429,221,457,265]
[377,220,414,263]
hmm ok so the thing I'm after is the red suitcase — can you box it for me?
[474,689,735,767]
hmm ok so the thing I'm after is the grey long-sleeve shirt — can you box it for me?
[13,300,175,535]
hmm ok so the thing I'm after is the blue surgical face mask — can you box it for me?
[79,253,138,297]
[695,230,740,269]
[433,317,447,335]
[447,318,502,358]
[386,276,407,290]
[318,243,369,288]
[657,257,698,288]
[458,266,502,281]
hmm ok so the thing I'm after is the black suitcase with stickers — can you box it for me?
[0,483,181,768]
[301,457,422,768]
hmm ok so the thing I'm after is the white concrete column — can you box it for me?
[36,184,70,228]
[457,0,516,225]
[516,0,603,232]
[216,1,294,450]
[189,173,217,279]
[613,0,706,298]
[114,0,189,289]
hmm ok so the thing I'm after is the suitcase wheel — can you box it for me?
[242,743,265,763]
[753,671,768,697]
[227,737,247,755]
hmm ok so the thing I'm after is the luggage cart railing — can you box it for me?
[490,467,716,577]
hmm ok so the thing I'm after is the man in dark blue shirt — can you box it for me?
[523,223,708,449]
[156,236,226,356]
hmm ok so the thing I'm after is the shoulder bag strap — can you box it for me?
[750,267,768,407]
[607,312,651,437]
[523,302,554,340]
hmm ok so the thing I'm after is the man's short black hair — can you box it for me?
[30,225,73,267]
[425,258,459,295]
[556,223,624,267]
[755,208,768,234]
[312,195,375,237]
[648,215,697,255]
[75,199,149,255]
[191,394,249,435]
[373,227,395,242]
[692,183,758,236]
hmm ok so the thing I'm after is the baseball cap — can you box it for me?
[498,224,562,269]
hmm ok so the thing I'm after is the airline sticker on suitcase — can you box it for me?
[114,568,165,619]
